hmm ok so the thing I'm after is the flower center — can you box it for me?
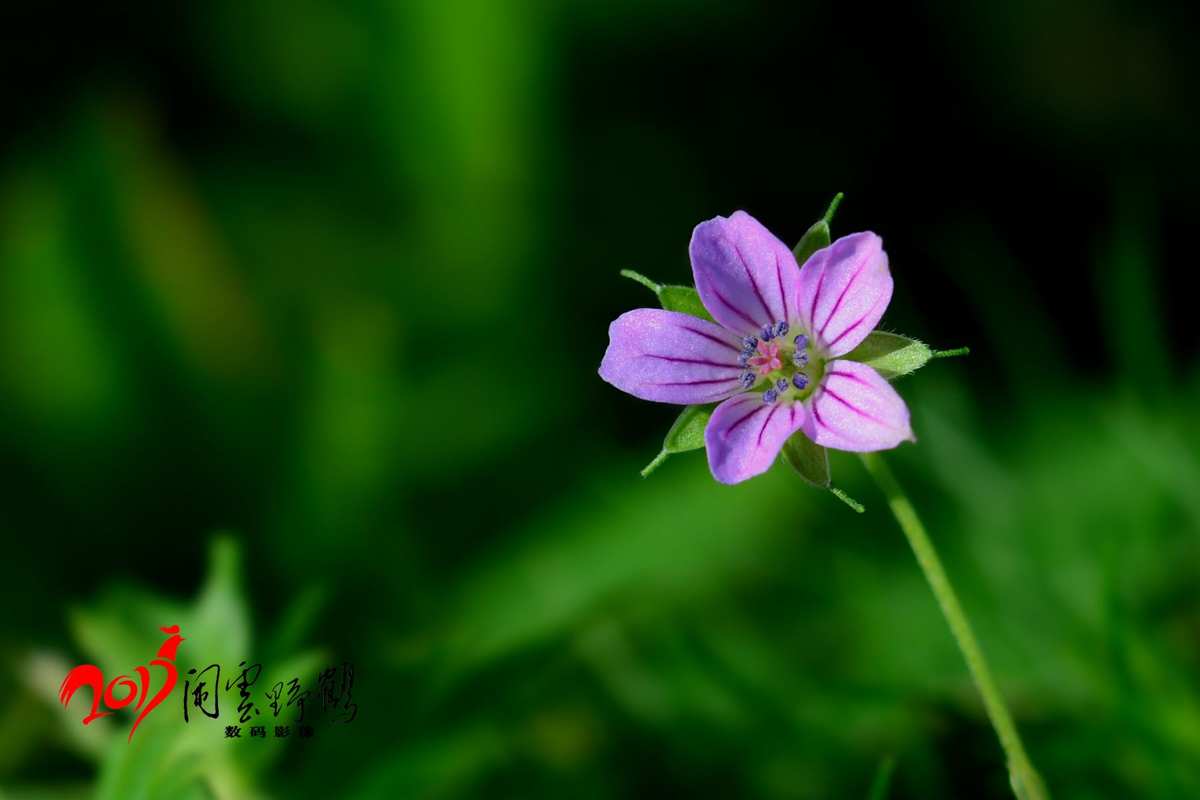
[748,340,782,375]
[737,322,824,404]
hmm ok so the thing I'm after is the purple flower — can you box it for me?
[599,210,913,484]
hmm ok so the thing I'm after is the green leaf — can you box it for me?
[781,431,830,488]
[843,331,933,381]
[642,404,714,477]
[867,755,896,800]
[792,192,843,266]
[351,725,507,800]
[619,270,714,322]
[83,536,262,800]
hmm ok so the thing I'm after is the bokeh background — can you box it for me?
[2,1,1199,798]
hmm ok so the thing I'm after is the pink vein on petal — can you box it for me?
[823,313,869,350]
[817,254,869,338]
[679,325,741,353]
[733,243,774,321]
[808,269,825,332]
[710,285,761,329]
[724,403,762,438]
[820,386,892,427]
[811,400,829,431]
[825,369,873,386]
[757,405,780,447]
[644,354,741,370]
[823,290,888,350]
[655,378,739,387]
[774,252,788,322]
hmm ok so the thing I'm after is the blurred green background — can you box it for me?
[2,1,1199,798]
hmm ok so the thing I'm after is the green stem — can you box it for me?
[859,452,1048,800]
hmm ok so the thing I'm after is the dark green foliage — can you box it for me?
[1,3,1198,799]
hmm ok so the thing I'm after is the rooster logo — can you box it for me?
[59,625,185,741]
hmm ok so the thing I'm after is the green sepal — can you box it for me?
[843,331,933,381]
[620,269,714,322]
[658,285,714,321]
[780,430,865,512]
[641,403,715,477]
[792,192,843,266]
[792,220,830,267]
[781,430,830,488]
[829,487,865,514]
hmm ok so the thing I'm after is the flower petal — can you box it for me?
[704,393,806,484]
[796,232,892,357]
[599,308,746,404]
[802,359,914,452]
[689,211,801,336]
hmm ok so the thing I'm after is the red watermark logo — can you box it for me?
[58,625,356,742]
[58,625,185,742]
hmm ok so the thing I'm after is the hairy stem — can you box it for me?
[859,452,1048,800]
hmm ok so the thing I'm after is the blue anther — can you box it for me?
[737,352,750,368]
[762,388,778,404]
[775,321,789,337]
[776,377,789,393]
[793,333,808,350]
[760,324,775,341]
[792,372,809,391]
[740,372,756,388]
[793,349,809,367]
[742,335,758,351]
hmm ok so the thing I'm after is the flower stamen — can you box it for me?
[748,340,783,376]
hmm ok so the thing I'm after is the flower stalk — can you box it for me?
[859,451,1048,800]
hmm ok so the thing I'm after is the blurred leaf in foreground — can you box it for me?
[21,535,323,800]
